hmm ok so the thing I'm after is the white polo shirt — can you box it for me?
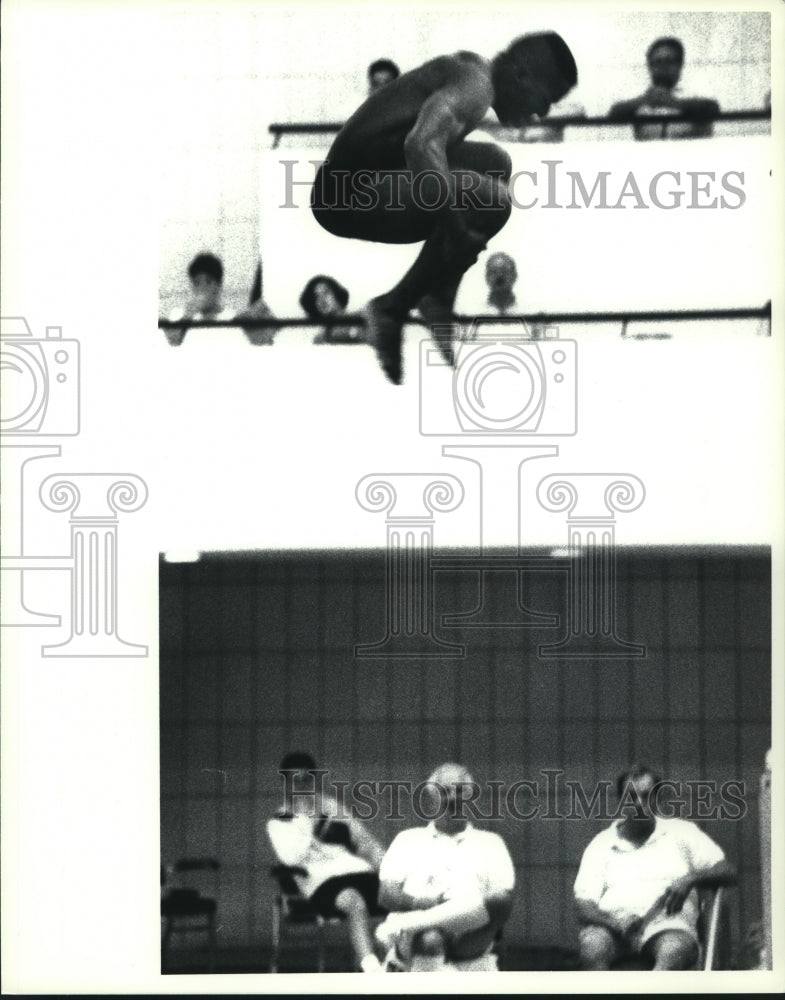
[574,816,726,930]
[380,822,515,908]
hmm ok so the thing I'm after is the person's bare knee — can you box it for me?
[412,928,445,957]
[579,925,617,970]
[650,931,697,970]
[334,886,368,917]
[484,144,513,182]
[469,177,512,238]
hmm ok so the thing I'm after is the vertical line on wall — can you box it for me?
[661,556,672,781]
[732,557,746,946]
[248,557,261,945]
[316,555,326,766]
[216,560,226,900]
[697,557,707,787]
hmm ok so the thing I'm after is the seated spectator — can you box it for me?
[456,252,542,342]
[375,762,515,972]
[608,37,720,140]
[266,752,386,973]
[367,58,400,94]
[299,275,360,344]
[236,259,279,345]
[166,252,235,346]
[573,763,736,970]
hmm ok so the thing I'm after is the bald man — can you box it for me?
[484,251,519,315]
[376,763,515,972]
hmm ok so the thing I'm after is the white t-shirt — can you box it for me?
[266,810,373,898]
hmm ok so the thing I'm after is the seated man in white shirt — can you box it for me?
[375,762,515,972]
[573,763,736,970]
[266,752,387,973]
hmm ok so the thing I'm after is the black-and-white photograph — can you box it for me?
[1,0,783,994]
[159,546,771,975]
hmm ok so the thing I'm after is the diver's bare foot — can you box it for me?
[417,294,455,367]
[364,297,405,384]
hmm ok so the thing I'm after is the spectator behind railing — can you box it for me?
[166,252,236,346]
[608,37,720,140]
[237,259,279,345]
[299,275,362,345]
[483,252,519,317]
[367,58,400,95]
[456,251,543,341]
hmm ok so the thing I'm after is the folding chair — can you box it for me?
[610,885,729,970]
[161,857,220,973]
[269,864,344,973]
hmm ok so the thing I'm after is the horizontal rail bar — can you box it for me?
[158,303,771,332]
[269,109,771,144]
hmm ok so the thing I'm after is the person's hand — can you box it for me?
[622,916,644,940]
[663,877,693,915]
[375,912,415,950]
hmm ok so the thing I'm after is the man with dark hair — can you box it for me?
[312,32,577,383]
[368,58,401,93]
[609,37,720,140]
[166,251,234,345]
[573,764,736,970]
[187,251,224,287]
[266,752,387,972]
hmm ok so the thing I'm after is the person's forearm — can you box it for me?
[403,133,456,216]
[378,882,438,913]
[400,891,488,937]
[689,859,737,889]
[378,882,409,912]
[349,821,386,870]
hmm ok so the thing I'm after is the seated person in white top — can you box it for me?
[166,252,236,346]
[266,752,387,973]
[573,763,736,970]
[375,762,515,972]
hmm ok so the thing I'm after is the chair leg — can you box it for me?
[161,917,173,973]
[207,914,217,973]
[270,898,281,973]
[317,916,325,974]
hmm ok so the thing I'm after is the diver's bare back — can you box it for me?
[327,51,494,170]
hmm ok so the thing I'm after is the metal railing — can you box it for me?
[268,110,771,147]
